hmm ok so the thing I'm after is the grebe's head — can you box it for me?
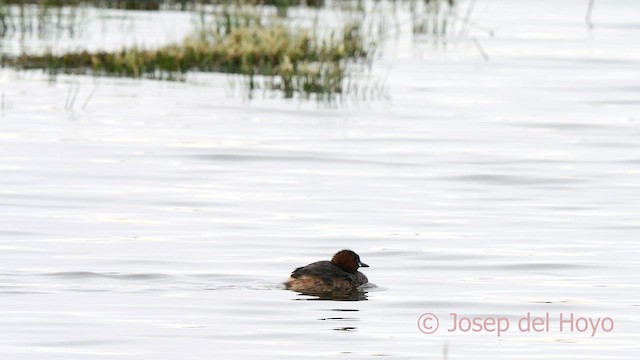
[331,249,369,274]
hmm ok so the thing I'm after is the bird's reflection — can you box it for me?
[314,308,363,331]
[318,311,360,332]
[291,291,366,331]
[292,289,368,301]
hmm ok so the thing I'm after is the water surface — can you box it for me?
[1,0,639,358]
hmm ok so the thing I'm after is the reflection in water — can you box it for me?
[292,290,368,301]
[290,289,366,331]
[321,309,361,332]
[332,326,357,332]
[320,314,360,332]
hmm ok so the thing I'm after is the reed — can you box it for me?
[0,0,457,100]
[0,0,326,11]
[2,18,373,99]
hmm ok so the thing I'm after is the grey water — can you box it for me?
[1,0,639,358]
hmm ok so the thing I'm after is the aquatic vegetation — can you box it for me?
[410,0,456,37]
[0,0,328,38]
[0,0,460,43]
[0,0,326,12]
[0,0,459,100]
[2,1,164,10]
[2,18,374,99]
